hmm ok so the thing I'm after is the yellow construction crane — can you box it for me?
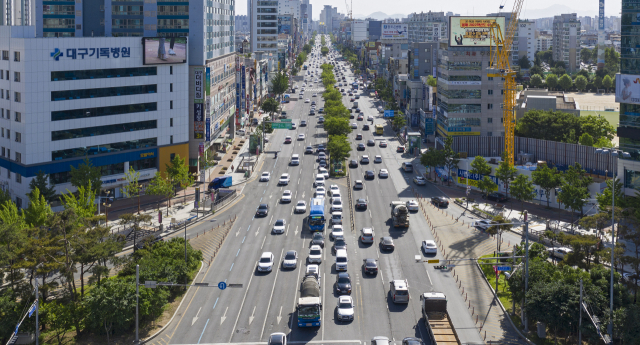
[345,0,352,21]
[488,0,524,166]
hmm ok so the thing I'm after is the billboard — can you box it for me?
[616,74,640,105]
[381,24,408,40]
[142,37,187,65]
[449,17,505,47]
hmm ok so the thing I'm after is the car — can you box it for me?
[317,144,326,153]
[309,109,316,115]
[360,227,375,243]
[308,245,323,263]
[284,136,292,144]
[318,116,325,123]
[331,198,343,212]
[256,203,269,216]
[357,143,365,151]
[348,92,353,96]
[335,273,352,295]
[379,140,388,148]
[402,337,425,345]
[413,176,427,185]
[314,175,325,187]
[349,159,358,168]
[318,167,330,179]
[351,123,358,129]
[313,93,318,97]
[367,139,375,147]
[474,219,492,230]
[421,240,437,254]
[315,186,326,198]
[295,200,307,213]
[318,108,324,113]
[378,169,389,178]
[355,198,368,210]
[360,259,378,275]
[305,146,314,154]
[272,219,286,234]
[329,185,340,196]
[297,134,306,141]
[431,196,449,207]
[377,106,384,113]
[367,115,374,121]
[278,173,291,185]
[317,153,327,162]
[360,155,370,164]
[355,108,361,113]
[257,252,275,272]
[357,115,364,121]
[355,95,360,99]
[281,190,292,203]
[336,295,355,321]
[549,247,573,259]
[406,200,419,212]
[291,122,297,129]
[311,101,316,106]
[305,98,310,103]
[268,332,286,345]
[260,172,271,182]
[354,180,364,189]
[364,170,375,179]
[332,236,347,253]
[486,192,509,202]
[282,250,298,269]
[318,159,327,168]
[362,124,369,130]
[371,336,390,345]
[330,224,344,240]
[300,120,307,127]
[371,155,382,164]
[355,133,363,140]
[379,236,395,251]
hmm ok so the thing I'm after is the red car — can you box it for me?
[284,136,292,144]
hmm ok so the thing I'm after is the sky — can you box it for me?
[236,0,622,21]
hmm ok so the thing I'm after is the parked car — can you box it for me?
[486,192,509,202]
[431,196,449,207]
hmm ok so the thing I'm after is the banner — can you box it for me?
[206,117,211,141]
[381,24,408,40]
[383,110,395,118]
[449,16,505,47]
[194,67,204,103]
[206,67,211,96]
[194,103,204,139]
[616,74,640,105]
[241,66,246,111]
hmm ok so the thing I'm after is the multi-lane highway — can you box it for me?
[165,38,483,345]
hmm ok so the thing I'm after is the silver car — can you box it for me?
[282,250,298,269]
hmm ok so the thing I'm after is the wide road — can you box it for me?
[167,37,483,345]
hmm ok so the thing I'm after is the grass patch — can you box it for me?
[478,254,513,309]
[579,110,619,128]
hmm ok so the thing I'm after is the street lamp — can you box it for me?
[595,148,619,341]
[97,190,111,226]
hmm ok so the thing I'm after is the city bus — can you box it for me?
[375,124,384,135]
[283,94,291,103]
[308,198,325,231]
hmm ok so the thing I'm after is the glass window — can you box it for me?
[52,138,157,160]
[13,52,20,62]
[13,72,19,82]
[51,67,156,81]
[1,51,7,60]
[101,162,125,176]
[51,84,157,101]
[439,89,481,99]
[52,102,157,121]
[447,117,481,127]
[15,132,21,143]
[131,157,157,171]
[625,168,640,191]
[51,120,157,141]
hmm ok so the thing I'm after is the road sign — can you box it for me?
[427,259,440,263]
[495,266,511,271]
[281,119,292,122]
[271,122,293,129]
[218,281,227,290]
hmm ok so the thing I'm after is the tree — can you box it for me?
[487,214,512,252]
[580,48,593,64]
[594,75,603,90]
[119,213,152,252]
[596,177,626,212]
[28,171,56,203]
[578,132,594,146]
[41,300,76,345]
[529,74,543,88]
[121,167,142,214]
[271,70,289,99]
[580,114,616,141]
[420,149,445,180]
[495,155,518,198]
[469,156,492,176]
[594,136,614,148]
[146,172,174,215]
[558,73,573,91]
[559,163,593,227]
[165,155,192,202]
[604,47,620,76]
[509,174,536,210]
[518,55,532,69]
[477,176,498,198]
[324,117,352,136]
[321,46,329,56]
[326,134,351,162]
[442,136,459,185]
[545,73,558,90]
[392,115,406,130]
[426,75,437,87]
[525,281,580,343]
[603,74,613,92]
[260,97,280,120]
[83,278,137,343]
[531,163,562,208]
[574,75,588,92]
[69,157,102,196]
[23,188,52,228]
[529,65,544,78]
[62,185,97,219]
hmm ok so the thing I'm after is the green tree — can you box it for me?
[580,114,616,141]
[392,115,406,130]
[559,163,593,226]
[260,97,280,120]
[509,174,536,210]
[420,149,445,180]
[594,136,614,148]
[62,185,97,219]
[518,55,532,69]
[119,213,152,252]
[28,171,57,203]
[558,73,573,91]
[594,75,603,90]
[525,281,580,343]
[83,278,137,342]
[41,300,75,345]
[469,156,492,176]
[596,177,626,212]
[495,155,518,198]
[165,155,192,202]
[321,46,329,56]
[477,176,498,198]
[604,47,620,76]
[23,188,52,228]
[581,47,593,64]
[146,172,174,215]
[579,132,594,146]
[574,75,588,92]
[529,74,543,88]
[426,75,437,87]
[545,73,558,90]
[529,64,544,77]
[442,136,459,186]
[271,70,289,99]
[324,117,352,136]
[70,157,102,196]
[121,167,142,214]
[603,74,613,92]
[326,134,352,162]
[531,163,562,207]
[487,214,512,252]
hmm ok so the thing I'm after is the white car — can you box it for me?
[331,197,343,212]
[281,190,292,203]
[278,173,291,185]
[295,200,307,213]
[422,240,437,254]
[298,133,306,140]
[329,185,340,196]
[306,264,321,279]
[305,98,310,103]
[331,224,344,240]
[318,167,330,179]
[260,172,271,182]
[282,250,298,269]
[378,169,389,178]
[474,220,491,230]
[313,93,318,97]
[336,296,355,322]
[413,176,427,185]
[314,175,325,187]
[308,245,323,264]
[374,155,382,163]
[331,190,342,201]
[272,219,286,234]
[406,200,419,212]
[315,186,326,198]
[549,247,573,259]
[367,115,374,121]
[257,252,275,272]
[351,123,358,129]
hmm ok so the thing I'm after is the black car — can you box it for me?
[355,198,368,210]
[363,258,378,274]
[319,108,324,113]
[317,145,326,153]
[355,108,361,113]
[364,170,375,179]
[349,159,359,168]
[362,124,369,130]
[486,192,509,202]
[356,134,363,140]
[311,232,325,248]
[432,196,449,207]
[256,204,269,216]
[402,337,425,345]
[379,236,395,251]
[333,237,347,254]
[305,146,314,154]
[335,273,352,295]
[357,143,365,151]
[367,139,375,146]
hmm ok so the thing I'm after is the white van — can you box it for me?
[335,249,348,271]
[290,154,300,166]
[236,129,246,136]
[402,162,413,172]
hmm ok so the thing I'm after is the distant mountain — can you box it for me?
[353,12,406,20]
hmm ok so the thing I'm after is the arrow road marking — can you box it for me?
[249,306,256,325]
[277,306,283,324]
[256,226,261,237]
[220,306,228,325]
[295,225,299,236]
[261,235,266,249]
[192,307,202,326]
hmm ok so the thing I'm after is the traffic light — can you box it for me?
[433,265,448,270]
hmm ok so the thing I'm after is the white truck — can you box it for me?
[390,201,410,228]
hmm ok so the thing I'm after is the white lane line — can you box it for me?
[236,248,240,257]
[221,306,228,325]
[285,224,290,236]
[212,297,219,310]
[426,268,433,285]
[260,248,285,340]
[229,263,234,271]
[261,235,266,248]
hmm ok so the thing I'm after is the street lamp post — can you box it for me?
[596,148,619,341]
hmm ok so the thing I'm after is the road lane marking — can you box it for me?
[197,319,209,344]
[229,263,234,271]
[236,248,240,257]
[192,307,202,326]
[260,248,285,339]
[249,306,256,325]
[242,236,246,244]
[212,297,218,310]
[228,263,255,341]
[220,307,228,325]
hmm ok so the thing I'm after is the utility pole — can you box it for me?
[523,210,529,333]
[579,278,583,345]
[135,265,139,344]
[184,222,188,290]
[35,277,39,345]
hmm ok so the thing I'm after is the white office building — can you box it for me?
[278,0,301,21]
[351,20,368,44]
[552,13,581,72]
[251,0,278,54]
[0,26,189,208]
[407,11,447,43]
[516,20,535,66]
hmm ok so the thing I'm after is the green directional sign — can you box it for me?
[281,119,292,122]
[271,122,292,129]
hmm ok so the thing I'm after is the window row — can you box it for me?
[438,89,481,99]
[446,117,481,127]
[51,67,157,81]
[0,70,20,82]
[52,137,157,160]
[112,5,143,15]
[51,84,157,101]
[1,51,20,62]
[50,157,157,184]
[51,120,157,141]
[52,102,158,121]
[0,90,20,102]
[43,18,75,29]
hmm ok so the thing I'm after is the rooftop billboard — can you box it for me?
[381,24,408,40]
[448,16,505,47]
[143,37,187,65]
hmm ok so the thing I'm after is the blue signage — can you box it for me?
[425,118,434,134]
[448,126,473,132]
[241,66,246,110]
[496,266,512,271]
[457,169,499,185]
[218,281,227,290]
[206,117,211,141]
[51,47,130,61]
[383,110,395,118]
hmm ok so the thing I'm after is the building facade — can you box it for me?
[251,0,278,54]
[552,13,581,73]
[536,35,552,52]
[409,42,438,80]
[407,11,446,44]
[516,20,535,66]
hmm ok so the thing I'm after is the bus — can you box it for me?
[375,124,384,135]
[308,198,326,231]
[283,94,291,103]
[303,64,308,70]
[352,82,358,90]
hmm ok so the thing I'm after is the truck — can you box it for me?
[390,201,410,228]
[297,273,322,327]
[420,292,460,345]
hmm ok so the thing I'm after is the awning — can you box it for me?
[213,138,225,144]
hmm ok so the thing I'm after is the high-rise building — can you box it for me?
[618,0,640,195]
[407,11,446,43]
[516,20,535,67]
[251,0,278,54]
[552,13,581,73]
[536,35,552,52]
[323,5,332,34]
[278,0,300,21]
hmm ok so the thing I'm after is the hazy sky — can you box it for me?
[237,0,621,21]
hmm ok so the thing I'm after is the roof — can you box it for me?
[261,252,273,258]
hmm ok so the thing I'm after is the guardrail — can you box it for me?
[346,167,355,233]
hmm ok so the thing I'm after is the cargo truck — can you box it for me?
[297,273,322,327]
[420,292,460,345]
[390,201,410,227]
